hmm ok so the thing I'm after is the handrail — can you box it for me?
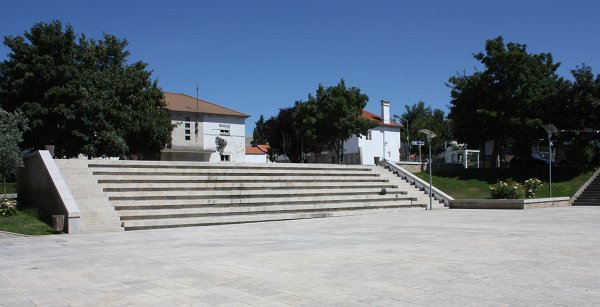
[379,160,454,206]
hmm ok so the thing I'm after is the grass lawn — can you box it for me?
[0,207,55,235]
[415,166,596,199]
[0,182,16,194]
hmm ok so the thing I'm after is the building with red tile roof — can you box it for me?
[161,92,248,162]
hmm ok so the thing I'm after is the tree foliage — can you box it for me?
[311,80,374,163]
[0,21,173,159]
[0,108,28,180]
[261,79,375,163]
[251,115,267,145]
[215,136,227,155]
[400,101,449,154]
[448,36,562,163]
[263,106,302,162]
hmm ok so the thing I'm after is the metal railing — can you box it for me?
[379,160,454,207]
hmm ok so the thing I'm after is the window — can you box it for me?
[366,131,372,140]
[220,154,230,162]
[184,117,192,141]
[219,124,230,136]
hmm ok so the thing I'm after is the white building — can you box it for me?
[344,100,402,165]
[306,100,403,165]
[160,92,249,162]
[245,144,272,163]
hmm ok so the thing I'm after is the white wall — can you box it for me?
[202,114,246,163]
[245,154,270,163]
[347,126,401,165]
[169,112,204,150]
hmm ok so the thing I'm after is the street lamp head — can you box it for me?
[418,129,437,141]
[542,124,557,138]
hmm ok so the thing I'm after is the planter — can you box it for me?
[450,197,570,209]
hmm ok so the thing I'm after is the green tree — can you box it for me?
[252,115,267,145]
[215,136,227,156]
[263,107,303,162]
[400,101,449,154]
[448,36,562,165]
[0,109,28,183]
[0,21,172,159]
[262,80,374,164]
[312,79,374,164]
[565,135,594,170]
[563,65,600,130]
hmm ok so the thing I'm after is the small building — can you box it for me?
[245,144,272,163]
[306,100,403,165]
[161,92,249,162]
[444,142,480,168]
[344,101,402,165]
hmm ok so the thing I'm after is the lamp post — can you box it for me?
[542,124,557,197]
[419,129,436,210]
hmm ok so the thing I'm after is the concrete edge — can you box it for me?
[569,167,600,205]
[450,197,571,210]
[24,151,81,234]
[0,230,30,237]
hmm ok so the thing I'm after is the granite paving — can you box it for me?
[1,206,600,306]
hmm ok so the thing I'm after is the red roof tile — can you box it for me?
[361,110,403,128]
[164,92,249,118]
[245,144,270,155]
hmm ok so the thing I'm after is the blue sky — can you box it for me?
[1,1,599,135]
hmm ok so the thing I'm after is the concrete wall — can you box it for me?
[345,126,401,165]
[395,161,427,173]
[450,197,571,209]
[169,112,205,150]
[165,112,246,162]
[245,154,270,163]
[202,115,246,163]
[16,151,80,233]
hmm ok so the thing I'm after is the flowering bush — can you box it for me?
[489,180,522,199]
[523,178,543,198]
[0,198,17,217]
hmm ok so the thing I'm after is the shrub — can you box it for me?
[523,178,543,198]
[0,198,17,217]
[489,180,522,199]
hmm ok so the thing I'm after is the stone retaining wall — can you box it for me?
[450,197,570,210]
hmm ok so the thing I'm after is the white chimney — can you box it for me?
[380,100,390,124]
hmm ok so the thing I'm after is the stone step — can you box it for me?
[96,176,389,183]
[121,205,425,231]
[575,196,600,201]
[112,193,413,209]
[89,167,377,177]
[106,188,407,201]
[81,225,124,233]
[572,202,600,206]
[99,181,398,191]
[117,199,420,219]
[86,161,374,171]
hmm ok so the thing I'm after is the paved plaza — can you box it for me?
[1,207,600,306]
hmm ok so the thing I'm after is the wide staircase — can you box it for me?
[55,160,430,232]
[572,175,600,206]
